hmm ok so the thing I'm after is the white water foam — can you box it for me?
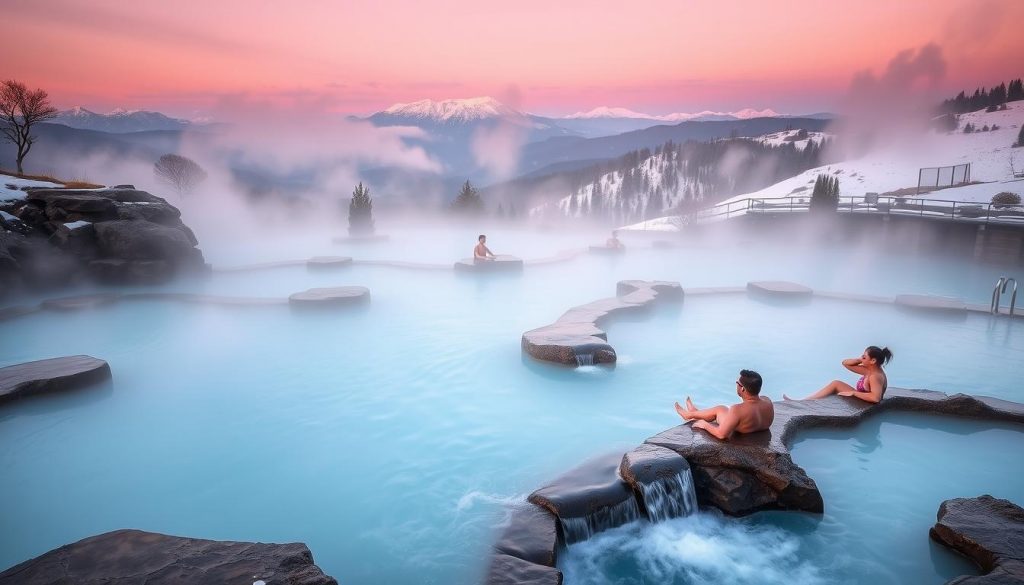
[560,498,644,544]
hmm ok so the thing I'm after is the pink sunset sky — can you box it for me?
[4,0,1023,119]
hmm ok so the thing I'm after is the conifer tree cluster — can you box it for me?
[451,180,484,215]
[347,182,375,236]
[940,78,1024,114]
[809,174,840,213]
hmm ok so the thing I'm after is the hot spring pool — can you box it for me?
[1,226,1022,584]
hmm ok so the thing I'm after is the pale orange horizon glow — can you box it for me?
[3,0,1023,118]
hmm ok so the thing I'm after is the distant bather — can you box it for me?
[474,234,496,262]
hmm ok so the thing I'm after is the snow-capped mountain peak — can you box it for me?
[565,107,655,120]
[52,107,190,133]
[380,97,520,122]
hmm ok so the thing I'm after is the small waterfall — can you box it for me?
[639,468,699,523]
[574,352,595,366]
[559,498,643,544]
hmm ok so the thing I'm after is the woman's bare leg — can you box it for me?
[785,379,856,401]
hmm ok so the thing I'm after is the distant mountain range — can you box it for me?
[51,107,192,133]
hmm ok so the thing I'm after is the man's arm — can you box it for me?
[485,245,496,258]
[692,407,739,440]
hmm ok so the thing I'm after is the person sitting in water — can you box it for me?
[784,346,892,404]
[674,369,774,440]
[606,230,624,249]
[474,234,496,262]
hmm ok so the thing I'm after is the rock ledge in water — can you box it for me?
[521,280,682,367]
[0,529,338,585]
[289,286,370,307]
[647,389,1024,516]
[930,495,1024,584]
[0,355,111,405]
[455,255,524,272]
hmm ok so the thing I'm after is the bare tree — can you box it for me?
[0,80,59,174]
[153,154,208,196]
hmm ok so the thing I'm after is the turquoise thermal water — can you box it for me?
[1,226,1022,584]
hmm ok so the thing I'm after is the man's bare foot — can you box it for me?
[674,401,695,421]
[783,394,796,401]
[685,396,696,412]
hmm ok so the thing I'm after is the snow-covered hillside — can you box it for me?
[529,133,828,224]
[380,97,523,124]
[624,101,1024,231]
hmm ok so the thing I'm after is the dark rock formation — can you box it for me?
[40,293,121,311]
[527,452,640,544]
[288,286,370,307]
[0,355,111,405]
[930,495,1024,584]
[493,505,559,567]
[647,389,1024,516]
[455,255,524,272]
[0,529,338,585]
[483,553,562,585]
[521,280,683,366]
[0,187,205,296]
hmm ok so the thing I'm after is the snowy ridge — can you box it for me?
[623,101,1024,231]
[563,107,781,122]
[53,107,191,133]
[381,97,521,123]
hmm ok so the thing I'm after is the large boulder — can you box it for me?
[930,495,1024,584]
[0,529,338,585]
[1,187,205,292]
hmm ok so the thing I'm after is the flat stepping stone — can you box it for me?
[895,294,967,314]
[306,256,353,269]
[288,286,370,307]
[454,255,524,272]
[492,504,559,568]
[41,293,121,311]
[747,281,813,297]
[930,495,1024,583]
[0,529,337,585]
[0,355,111,405]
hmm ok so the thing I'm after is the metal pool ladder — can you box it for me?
[992,276,1018,316]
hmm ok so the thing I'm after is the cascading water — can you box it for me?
[559,498,643,544]
[574,352,595,366]
[639,468,699,522]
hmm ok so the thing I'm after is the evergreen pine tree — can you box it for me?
[810,173,839,213]
[451,180,484,215]
[347,182,375,236]
[1016,125,1024,148]
[496,203,505,218]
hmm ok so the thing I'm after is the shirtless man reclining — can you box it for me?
[674,369,774,440]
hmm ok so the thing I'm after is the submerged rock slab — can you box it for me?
[493,504,559,567]
[306,256,353,269]
[522,280,683,366]
[0,355,111,405]
[40,293,121,311]
[930,495,1024,584]
[746,280,813,297]
[0,529,338,585]
[646,389,1024,516]
[289,286,370,306]
[455,255,524,272]
[895,294,968,315]
[483,553,562,585]
[588,245,625,255]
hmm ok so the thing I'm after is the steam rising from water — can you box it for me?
[561,513,825,585]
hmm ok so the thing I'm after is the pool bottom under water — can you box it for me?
[559,412,1024,585]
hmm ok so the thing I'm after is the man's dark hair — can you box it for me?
[478,234,486,241]
[738,369,763,395]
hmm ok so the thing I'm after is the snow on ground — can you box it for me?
[624,101,1024,231]
[0,173,63,202]
[752,129,830,151]
[63,220,90,230]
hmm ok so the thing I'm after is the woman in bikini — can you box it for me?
[785,346,893,404]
